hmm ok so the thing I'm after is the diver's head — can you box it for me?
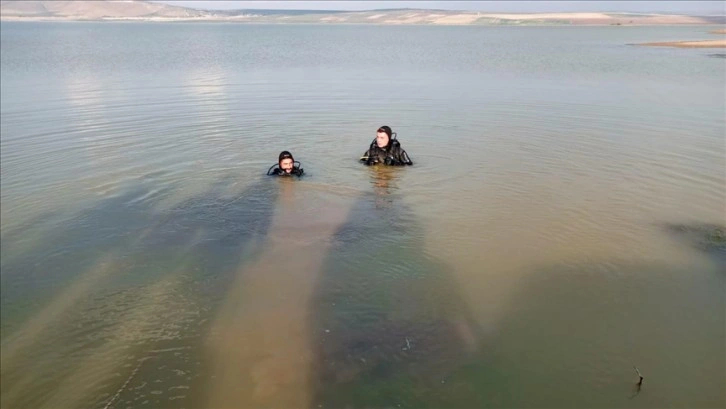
[278,151,295,174]
[376,126,392,149]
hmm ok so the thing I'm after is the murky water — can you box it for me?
[1,22,724,408]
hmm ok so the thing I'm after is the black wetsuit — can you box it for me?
[361,140,412,166]
[268,166,304,177]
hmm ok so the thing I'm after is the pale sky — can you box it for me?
[153,1,725,14]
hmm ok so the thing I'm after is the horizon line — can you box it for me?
[150,1,726,15]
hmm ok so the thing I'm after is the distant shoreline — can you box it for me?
[1,16,724,27]
[2,1,724,25]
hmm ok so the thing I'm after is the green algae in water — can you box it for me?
[665,223,726,256]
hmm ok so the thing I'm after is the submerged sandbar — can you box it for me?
[638,39,726,48]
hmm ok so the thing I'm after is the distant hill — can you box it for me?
[1,0,722,24]
[213,9,349,16]
[0,0,212,20]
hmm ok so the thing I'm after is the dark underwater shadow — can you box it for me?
[662,222,726,266]
[1,175,279,326]
[307,167,485,408]
[0,175,280,409]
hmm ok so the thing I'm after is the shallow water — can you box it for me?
[1,22,724,408]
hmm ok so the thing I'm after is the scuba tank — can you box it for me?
[362,132,405,165]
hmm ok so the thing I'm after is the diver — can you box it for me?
[267,151,304,177]
[360,125,413,166]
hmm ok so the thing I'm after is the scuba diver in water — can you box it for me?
[360,126,413,166]
[267,151,304,177]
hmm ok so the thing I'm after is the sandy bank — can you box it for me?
[639,39,726,48]
[709,28,726,34]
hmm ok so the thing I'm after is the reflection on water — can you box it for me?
[370,166,399,209]
[1,22,725,409]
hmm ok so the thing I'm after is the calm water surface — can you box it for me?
[1,22,724,408]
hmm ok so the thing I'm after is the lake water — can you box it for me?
[1,22,724,409]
